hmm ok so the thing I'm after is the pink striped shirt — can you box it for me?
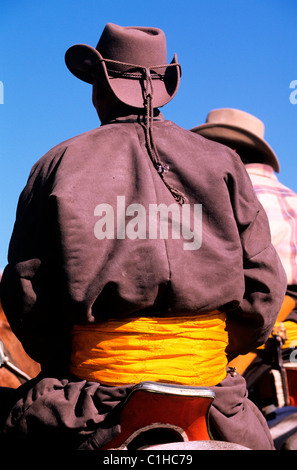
[246,163,297,285]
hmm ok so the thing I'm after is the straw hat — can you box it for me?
[65,22,181,109]
[191,108,279,172]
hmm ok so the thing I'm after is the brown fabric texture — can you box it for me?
[209,372,275,450]
[0,113,286,371]
[0,375,132,450]
[1,113,286,368]
[0,112,286,449]
[0,372,274,450]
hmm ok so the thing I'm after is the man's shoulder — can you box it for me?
[45,127,103,154]
[32,127,107,167]
[41,123,131,157]
[164,120,242,166]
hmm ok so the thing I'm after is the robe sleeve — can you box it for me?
[0,149,71,373]
[225,157,287,358]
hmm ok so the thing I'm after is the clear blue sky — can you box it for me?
[1,0,297,269]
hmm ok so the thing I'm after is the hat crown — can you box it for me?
[206,108,265,140]
[190,107,280,173]
[65,22,180,109]
[96,23,167,69]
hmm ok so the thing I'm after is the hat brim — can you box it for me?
[65,44,181,109]
[191,123,280,173]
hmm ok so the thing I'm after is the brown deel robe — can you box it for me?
[0,113,287,449]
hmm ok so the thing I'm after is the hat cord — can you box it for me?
[100,57,180,79]
[143,68,188,205]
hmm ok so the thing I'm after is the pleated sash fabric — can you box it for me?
[70,312,228,387]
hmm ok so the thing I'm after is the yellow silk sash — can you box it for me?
[70,312,228,387]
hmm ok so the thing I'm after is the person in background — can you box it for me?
[0,26,286,450]
[192,108,297,395]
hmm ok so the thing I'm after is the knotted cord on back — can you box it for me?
[143,67,188,205]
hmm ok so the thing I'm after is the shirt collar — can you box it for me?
[101,110,165,126]
[245,163,278,181]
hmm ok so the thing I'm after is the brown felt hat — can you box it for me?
[65,22,181,109]
[191,108,280,172]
